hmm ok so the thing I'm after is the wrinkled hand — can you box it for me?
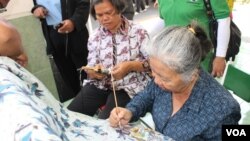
[33,7,48,19]
[111,62,131,80]
[82,64,106,80]
[211,57,226,78]
[109,107,132,127]
[58,19,75,34]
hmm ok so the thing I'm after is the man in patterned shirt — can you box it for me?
[68,0,152,119]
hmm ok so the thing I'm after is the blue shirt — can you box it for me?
[126,69,241,141]
[36,0,62,25]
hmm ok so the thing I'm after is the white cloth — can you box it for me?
[216,17,231,57]
[0,57,171,141]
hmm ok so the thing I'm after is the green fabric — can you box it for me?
[158,0,230,35]
[201,51,213,72]
[224,65,250,102]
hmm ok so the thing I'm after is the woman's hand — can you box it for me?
[82,64,107,80]
[111,62,131,80]
[109,107,132,127]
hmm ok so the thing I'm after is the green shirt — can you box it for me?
[158,0,230,34]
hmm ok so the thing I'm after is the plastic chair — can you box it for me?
[223,64,250,102]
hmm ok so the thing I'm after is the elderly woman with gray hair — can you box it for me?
[109,22,241,140]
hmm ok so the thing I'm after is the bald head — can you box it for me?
[0,0,10,8]
[0,18,24,62]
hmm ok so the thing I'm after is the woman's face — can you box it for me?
[149,56,190,93]
[94,1,122,33]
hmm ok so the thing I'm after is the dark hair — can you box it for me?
[187,21,213,61]
[90,0,127,20]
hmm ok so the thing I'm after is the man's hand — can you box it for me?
[33,7,48,19]
[58,19,75,34]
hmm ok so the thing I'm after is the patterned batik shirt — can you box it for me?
[84,17,151,98]
[126,69,241,141]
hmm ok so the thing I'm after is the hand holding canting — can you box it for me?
[109,107,132,127]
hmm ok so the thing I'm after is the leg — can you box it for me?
[67,84,109,116]
[98,89,131,119]
[141,0,146,11]
[135,0,141,12]
[69,29,89,82]
[49,28,81,101]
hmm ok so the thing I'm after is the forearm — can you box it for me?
[127,60,149,72]
[126,81,154,121]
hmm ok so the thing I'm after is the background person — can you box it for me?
[0,18,28,67]
[0,0,9,9]
[31,0,90,102]
[155,0,231,78]
[109,22,241,140]
[122,0,135,20]
[0,18,162,141]
[68,0,152,119]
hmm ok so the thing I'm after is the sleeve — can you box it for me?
[87,32,98,67]
[211,0,231,57]
[201,94,241,140]
[202,111,241,140]
[126,81,155,121]
[216,17,231,57]
[211,0,230,19]
[138,27,150,61]
[70,0,90,31]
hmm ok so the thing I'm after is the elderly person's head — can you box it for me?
[146,21,212,93]
[0,0,10,8]
[0,18,28,66]
[90,0,127,33]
